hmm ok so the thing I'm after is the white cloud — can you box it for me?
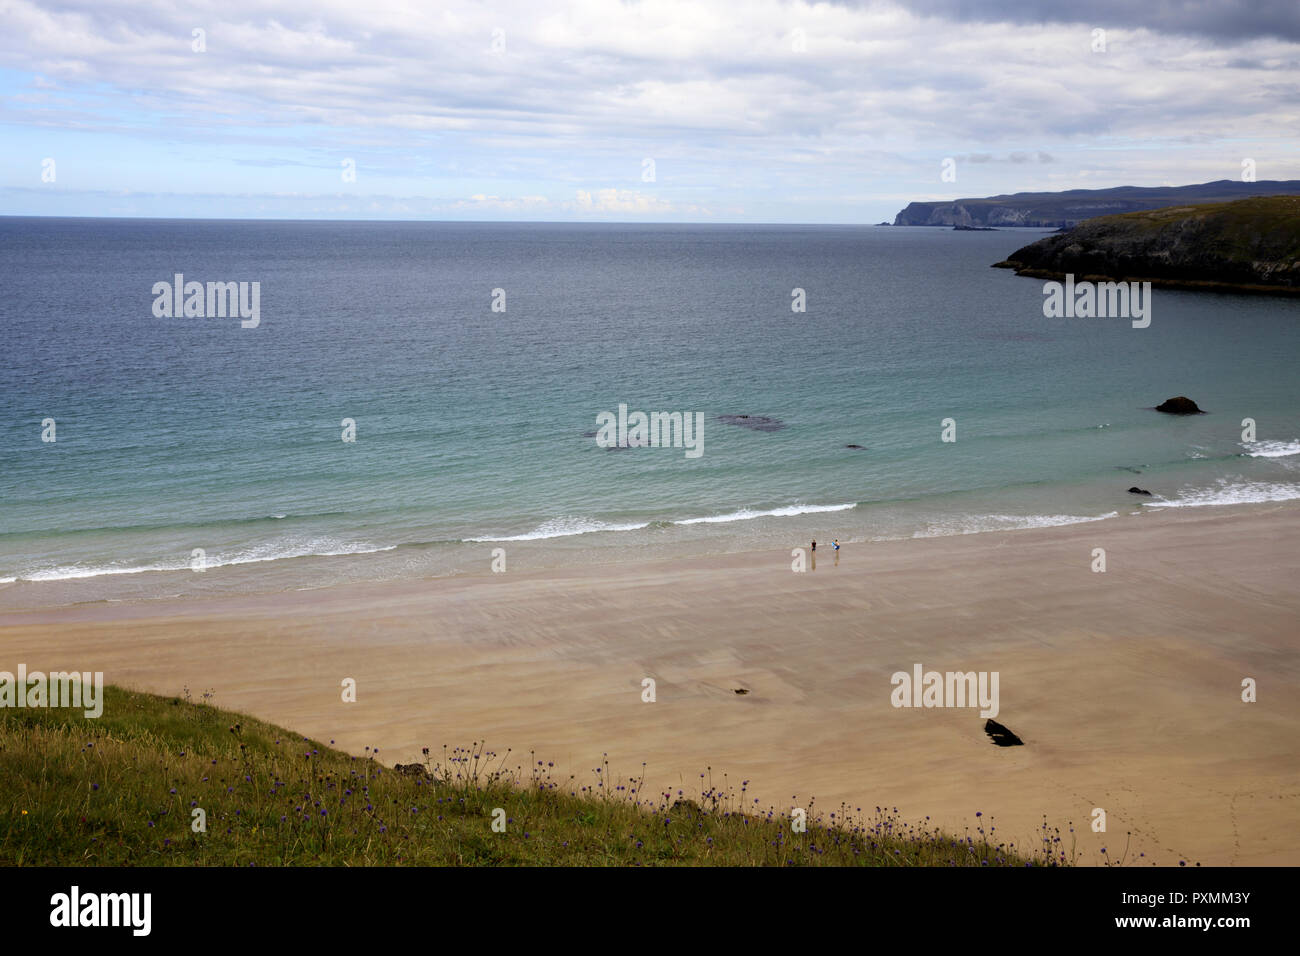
[0,0,1297,220]
[574,188,674,214]
[453,193,552,210]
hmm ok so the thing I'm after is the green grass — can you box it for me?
[1083,195,1300,261]
[994,194,1300,293]
[0,686,1071,866]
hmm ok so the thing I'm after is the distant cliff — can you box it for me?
[991,196,1300,294]
[893,179,1300,228]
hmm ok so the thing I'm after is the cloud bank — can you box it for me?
[1,0,1297,220]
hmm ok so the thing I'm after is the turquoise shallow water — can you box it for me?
[1,217,1298,606]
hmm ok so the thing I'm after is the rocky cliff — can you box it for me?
[893,179,1300,228]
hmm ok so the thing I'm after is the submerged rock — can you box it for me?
[1128,487,1153,496]
[717,414,785,432]
[1155,396,1203,415]
[845,443,866,449]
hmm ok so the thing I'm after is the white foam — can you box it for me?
[222,542,397,565]
[15,540,397,582]
[673,502,857,525]
[1241,440,1300,459]
[466,502,858,540]
[1146,479,1300,508]
[465,517,651,542]
[24,561,186,582]
[912,512,1119,538]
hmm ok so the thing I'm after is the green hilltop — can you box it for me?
[992,195,1300,293]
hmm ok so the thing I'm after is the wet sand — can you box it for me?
[2,502,1297,865]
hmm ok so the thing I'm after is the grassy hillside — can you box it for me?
[992,195,1300,292]
[0,686,1069,866]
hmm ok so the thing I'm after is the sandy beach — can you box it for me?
[2,502,1297,866]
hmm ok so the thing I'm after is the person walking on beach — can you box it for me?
[832,539,840,552]
[811,539,816,553]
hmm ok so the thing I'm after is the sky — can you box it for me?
[2,0,1298,223]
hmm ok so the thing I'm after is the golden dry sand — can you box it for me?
[3,503,1297,865]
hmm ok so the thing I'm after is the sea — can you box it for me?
[2,217,1298,608]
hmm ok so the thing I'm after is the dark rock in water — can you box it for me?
[581,430,598,438]
[733,688,749,695]
[393,763,430,778]
[845,444,866,449]
[717,414,786,432]
[1116,466,1143,474]
[1128,486,1153,496]
[1155,396,1203,415]
[953,224,997,231]
[984,719,1024,747]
